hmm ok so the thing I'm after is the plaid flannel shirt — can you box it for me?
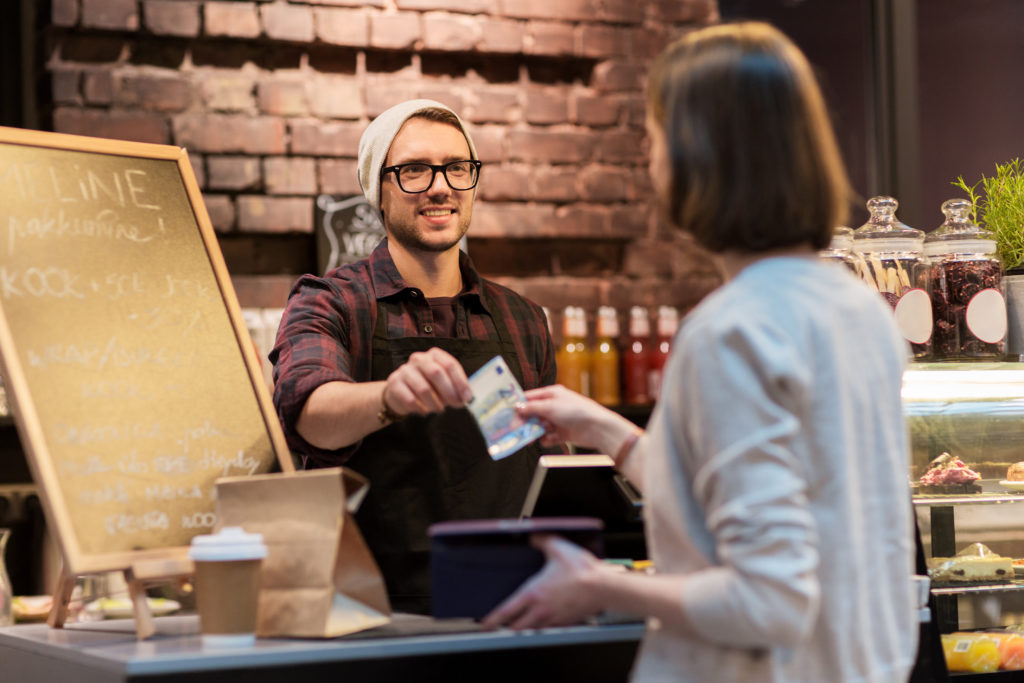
[270,238,556,466]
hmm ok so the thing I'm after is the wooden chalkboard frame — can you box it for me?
[0,127,294,595]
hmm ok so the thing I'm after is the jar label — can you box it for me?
[895,288,933,344]
[966,288,1007,343]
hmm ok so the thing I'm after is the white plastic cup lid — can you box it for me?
[189,526,267,562]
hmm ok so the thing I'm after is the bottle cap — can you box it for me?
[597,306,619,338]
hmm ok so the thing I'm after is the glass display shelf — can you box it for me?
[931,582,1024,597]
[913,492,1024,507]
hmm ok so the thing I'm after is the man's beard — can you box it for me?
[387,212,471,253]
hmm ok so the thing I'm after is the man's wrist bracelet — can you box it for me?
[377,386,404,425]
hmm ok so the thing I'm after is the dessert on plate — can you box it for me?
[928,543,1012,584]
[915,452,982,494]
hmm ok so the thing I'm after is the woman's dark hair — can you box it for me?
[647,22,851,252]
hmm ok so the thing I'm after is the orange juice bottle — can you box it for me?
[556,306,591,396]
[648,305,678,402]
[591,306,621,406]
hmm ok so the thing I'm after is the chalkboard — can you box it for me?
[314,194,386,276]
[0,127,293,576]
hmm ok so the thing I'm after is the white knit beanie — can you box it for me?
[357,99,479,214]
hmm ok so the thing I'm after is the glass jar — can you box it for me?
[924,198,1006,360]
[818,226,856,271]
[852,196,932,359]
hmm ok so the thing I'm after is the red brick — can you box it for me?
[144,0,200,37]
[317,158,361,195]
[415,85,462,112]
[81,0,138,30]
[314,8,368,47]
[369,12,420,50]
[465,87,518,124]
[304,0,383,6]
[596,0,645,24]
[506,129,595,164]
[499,0,595,21]
[200,74,255,112]
[204,2,260,39]
[82,69,113,104]
[477,18,523,53]
[117,75,191,112]
[422,12,481,52]
[173,114,286,154]
[623,95,646,128]
[53,0,80,26]
[264,157,317,195]
[397,0,493,11]
[580,166,632,202]
[613,206,655,244]
[524,21,573,56]
[477,164,531,201]
[261,2,314,43]
[310,76,363,119]
[290,119,362,156]
[548,204,612,237]
[365,79,419,118]
[598,129,646,164]
[53,107,170,144]
[577,23,629,58]
[592,60,646,93]
[575,94,620,127]
[208,156,262,190]
[524,88,569,125]
[237,196,313,233]
[531,166,578,202]
[470,201,556,238]
[187,151,205,189]
[632,167,653,200]
[258,79,308,116]
[652,0,717,23]
[52,69,81,104]
[202,194,236,232]
[465,125,505,162]
[231,275,298,308]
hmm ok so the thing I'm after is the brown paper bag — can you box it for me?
[215,467,391,638]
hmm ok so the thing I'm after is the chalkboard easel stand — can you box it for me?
[48,555,194,640]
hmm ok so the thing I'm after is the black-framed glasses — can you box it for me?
[381,160,482,193]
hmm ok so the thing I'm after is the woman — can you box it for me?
[482,22,918,683]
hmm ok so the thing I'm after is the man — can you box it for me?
[270,100,557,614]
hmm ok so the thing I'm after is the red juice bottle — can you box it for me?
[623,306,651,405]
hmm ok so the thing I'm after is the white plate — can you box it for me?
[1000,480,1024,492]
[84,597,181,619]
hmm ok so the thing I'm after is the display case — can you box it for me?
[906,363,1024,675]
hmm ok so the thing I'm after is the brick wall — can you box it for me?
[47,0,723,342]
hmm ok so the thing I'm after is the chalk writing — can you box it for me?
[0,161,162,209]
[6,208,164,256]
[104,510,170,536]
[58,456,113,476]
[144,484,202,502]
[181,512,216,529]
[80,481,129,505]
[152,455,191,475]
[198,448,261,476]
[1,266,85,299]
[52,421,163,446]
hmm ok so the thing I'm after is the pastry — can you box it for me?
[928,543,1012,583]
[916,452,982,494]
[1007,462,1024,481]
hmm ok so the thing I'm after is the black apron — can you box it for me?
[344,294,540,614]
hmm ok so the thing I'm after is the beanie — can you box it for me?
[356,99,479,214]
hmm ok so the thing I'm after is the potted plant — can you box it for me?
[953,158,1024,356]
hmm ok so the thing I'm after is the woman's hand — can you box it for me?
[518,385,641,456]
[480,534,606,629]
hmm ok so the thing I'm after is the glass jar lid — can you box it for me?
[828,226,853,251]
[923,198,997,257]
[852,196,924,252]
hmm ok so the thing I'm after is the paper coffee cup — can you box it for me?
[188,526,267,648]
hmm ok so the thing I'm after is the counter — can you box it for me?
[0,613,644,682]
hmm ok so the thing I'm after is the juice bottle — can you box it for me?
[648,305,678,402]
[623,306,651,405]
[591,306,621,406]
[556,306,591,396]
